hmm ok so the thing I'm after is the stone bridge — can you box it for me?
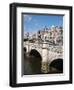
[23,41,63,73]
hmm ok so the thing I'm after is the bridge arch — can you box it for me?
[24,47,27,52]
[49,58,63,73]
[29,49,42,60]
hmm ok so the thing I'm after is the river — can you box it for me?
[23,53,63,75]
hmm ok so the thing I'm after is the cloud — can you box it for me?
[23,15,32,22]
[32,19,40,27]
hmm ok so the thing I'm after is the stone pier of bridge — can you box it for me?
[41,41,49,73]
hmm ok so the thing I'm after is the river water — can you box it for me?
[23,53,63,75]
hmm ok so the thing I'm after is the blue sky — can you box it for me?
[23,14,63,33]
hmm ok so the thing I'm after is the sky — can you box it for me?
[23,14,63,33]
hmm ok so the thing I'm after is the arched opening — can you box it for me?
[24,47,26,52]
[29,49,42,59]
[49,58,63,73]
[29,49,42,74]
[23,47,27,57]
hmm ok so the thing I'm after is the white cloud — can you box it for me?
[23,15,32,22]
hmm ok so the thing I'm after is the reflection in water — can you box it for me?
[23,53,63,75]
[24,54,41,75]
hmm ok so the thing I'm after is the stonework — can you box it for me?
[24,26,63,73]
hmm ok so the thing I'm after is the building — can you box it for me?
[24,26,63,45]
